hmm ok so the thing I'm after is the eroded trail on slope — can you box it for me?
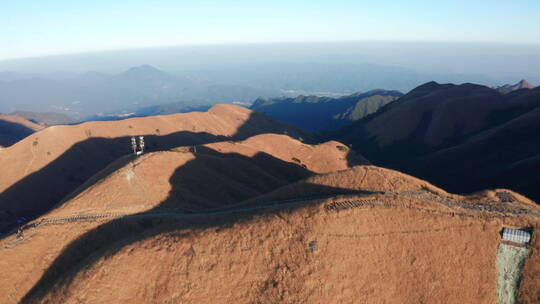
[2,156,539,303]
[7,189,540,246]
[14,188,540,304]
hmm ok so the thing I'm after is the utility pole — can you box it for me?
[131,137,137,155]
[139,136,145,154]
[132,136,145,156]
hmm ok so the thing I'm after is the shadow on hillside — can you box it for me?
[0,110,313,235]
[21,146,366,302]
[345,147,371,168]
[0,131,227,234]
[233,111,315,144]
[158,146,314,211]
[0,119,37,147]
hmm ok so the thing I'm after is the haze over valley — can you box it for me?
[2,42,540,120]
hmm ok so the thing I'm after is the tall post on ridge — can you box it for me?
[139,136,145,154]
[131,136,137,155]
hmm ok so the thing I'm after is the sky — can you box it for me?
[1,0,540,60]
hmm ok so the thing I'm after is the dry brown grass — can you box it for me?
[0,105,313,232]
[2,161,539,303]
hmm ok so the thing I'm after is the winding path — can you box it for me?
[15,190,539,235]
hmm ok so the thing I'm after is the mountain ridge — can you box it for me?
[250,90,403,131]
[0,113,44,147]
[0,104,313,233]
[330,81,540,201]
[0,65,283,118]
[2,164,538,303]
[493,79,535,94]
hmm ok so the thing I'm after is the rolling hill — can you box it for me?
[0,129,368,303]
[0,113,44,147]
[331,81,540,201]
[1,98,538,303]
[0,105,314,234]
[1,76,539,303]
[1,163,538,303]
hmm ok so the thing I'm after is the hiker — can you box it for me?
[16,227,23,239]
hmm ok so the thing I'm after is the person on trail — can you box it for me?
[16,227,23,239]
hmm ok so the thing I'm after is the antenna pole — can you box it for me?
[139,136,145,154]
[131,137,137,155]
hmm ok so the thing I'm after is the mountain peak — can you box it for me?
[122,65,166,77]
[411,81,442,91]
[516,79,534,88]
[403,81,449,97]
[494,79,535,94]
[117,65,173,83]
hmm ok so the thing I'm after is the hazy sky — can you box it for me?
[1,0,540,60]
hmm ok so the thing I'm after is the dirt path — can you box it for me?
[9,190,538,244]
[23,139,38,176]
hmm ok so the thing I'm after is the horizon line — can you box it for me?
[2,39,540,62]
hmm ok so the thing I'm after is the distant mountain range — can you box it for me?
[330,81,540,201]
[12,111,77,126]
[4,54,533,121]
[250,90,403,131]
[0,65,282,119]
[493,79,535,94]
[86,104,213,122]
